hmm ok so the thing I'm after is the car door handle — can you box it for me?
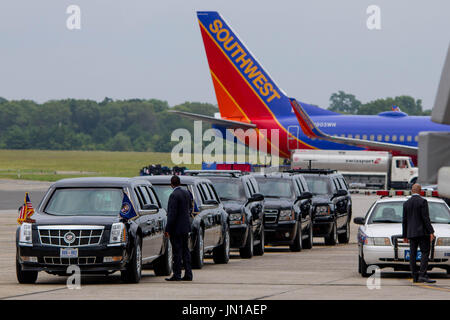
[146,220,153,225]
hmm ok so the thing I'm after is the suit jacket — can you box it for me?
[402,194,435,238]
[166,187,193,236]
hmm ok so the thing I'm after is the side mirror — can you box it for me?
[333,189,348,198]
[142,203,159,213]
[353,217,365,225]
[297,191,313,201]
[248,193,264,202]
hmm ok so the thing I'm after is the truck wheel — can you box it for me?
[191,228,204,269]
[16,257,38,284]
[153,239,173,276]
[239,226,254,259]
[253,226,265,256]
[338,220,350,244]
[302,223,313,249]
[121,236,142,283]
[289,222,303,252]
[213,225,230,264]
[324,222,337,245]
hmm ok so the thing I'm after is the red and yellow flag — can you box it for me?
[17,192,35,224]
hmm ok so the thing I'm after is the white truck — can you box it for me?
[291,150,418,189]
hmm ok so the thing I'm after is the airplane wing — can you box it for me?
[289,98,418,156]
[169,110,257,129]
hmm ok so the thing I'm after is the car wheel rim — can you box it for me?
[199,233,204,262]
[167,241,172,269]
[226,230,230,257]
[136,244,142,274]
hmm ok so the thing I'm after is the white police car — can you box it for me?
[354,192,450,277]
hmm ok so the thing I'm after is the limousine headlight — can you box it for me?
[279,209,295,221]
[110,223,127,244]
[436,237,450,246]
[19,223,33,245]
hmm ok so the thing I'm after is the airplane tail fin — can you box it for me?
[197,11,293,122]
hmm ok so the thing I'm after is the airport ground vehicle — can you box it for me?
[291,150,418,189]
[354,194,450,277]
[296,169,352,245]
[141,175,230,269]
[253,173,313,251]
[185,170,265,258]
[16,177,172,284]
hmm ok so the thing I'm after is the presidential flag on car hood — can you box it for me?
[17,192,35,225]
[120,192,137,220]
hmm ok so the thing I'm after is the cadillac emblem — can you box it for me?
[64,231,76,244]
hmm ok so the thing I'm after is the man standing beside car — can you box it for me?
[165,175,193,281]
[402,183,436,284]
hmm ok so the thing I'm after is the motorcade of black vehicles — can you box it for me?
[291,169,352,245]
[184,170,265,258]
[253,173,313,251]
[16,177,172,284]
[139,175,230,269]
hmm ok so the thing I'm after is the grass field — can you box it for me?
[0,150,202,181]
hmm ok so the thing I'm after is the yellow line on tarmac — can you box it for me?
[409,279,450,292]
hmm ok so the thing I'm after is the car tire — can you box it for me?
[359,255,371,278]
[213,224,230,264]
[338,220,350,244]
[289,222,303,252]
[191,228,204,269]
[153,238,173,276]
[121,236,142,283]
[253,225,265,256]
[302,222,313,249]
[16,257,38,284]
[324,221,337,245]
[239,226,254,259]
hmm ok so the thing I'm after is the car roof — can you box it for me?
[51,177,146,188]
[136,175,211,185]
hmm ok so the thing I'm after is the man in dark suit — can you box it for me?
[165,175,193,281]
[402,184,436,283]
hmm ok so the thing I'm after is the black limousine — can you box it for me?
[16,177,172,284]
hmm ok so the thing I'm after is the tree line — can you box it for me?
[327,91,431,115]
[0,92,430,152]
[0,98,217,152]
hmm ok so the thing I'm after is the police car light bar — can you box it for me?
[376,190,439,197]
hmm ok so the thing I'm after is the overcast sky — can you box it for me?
[0,0,449,109]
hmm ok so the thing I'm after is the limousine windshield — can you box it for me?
[45,188,123,216]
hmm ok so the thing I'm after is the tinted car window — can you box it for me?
[152,184,189,210]
[212,179,246,201]
[304,176,333,195]
[256,178,294,199]
[45,188,123,216]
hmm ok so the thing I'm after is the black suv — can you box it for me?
[184,170,265,258]
[253,173,313,251]
[141,175,230,269]
[296,169,352,245]
[16,177,172,284]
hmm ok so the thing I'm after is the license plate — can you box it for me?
[60,248,78,258]
[404,250,421,261]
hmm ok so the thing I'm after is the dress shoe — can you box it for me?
[182,276,193,281]
[417,275,436,284]
[165,276,182,281]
